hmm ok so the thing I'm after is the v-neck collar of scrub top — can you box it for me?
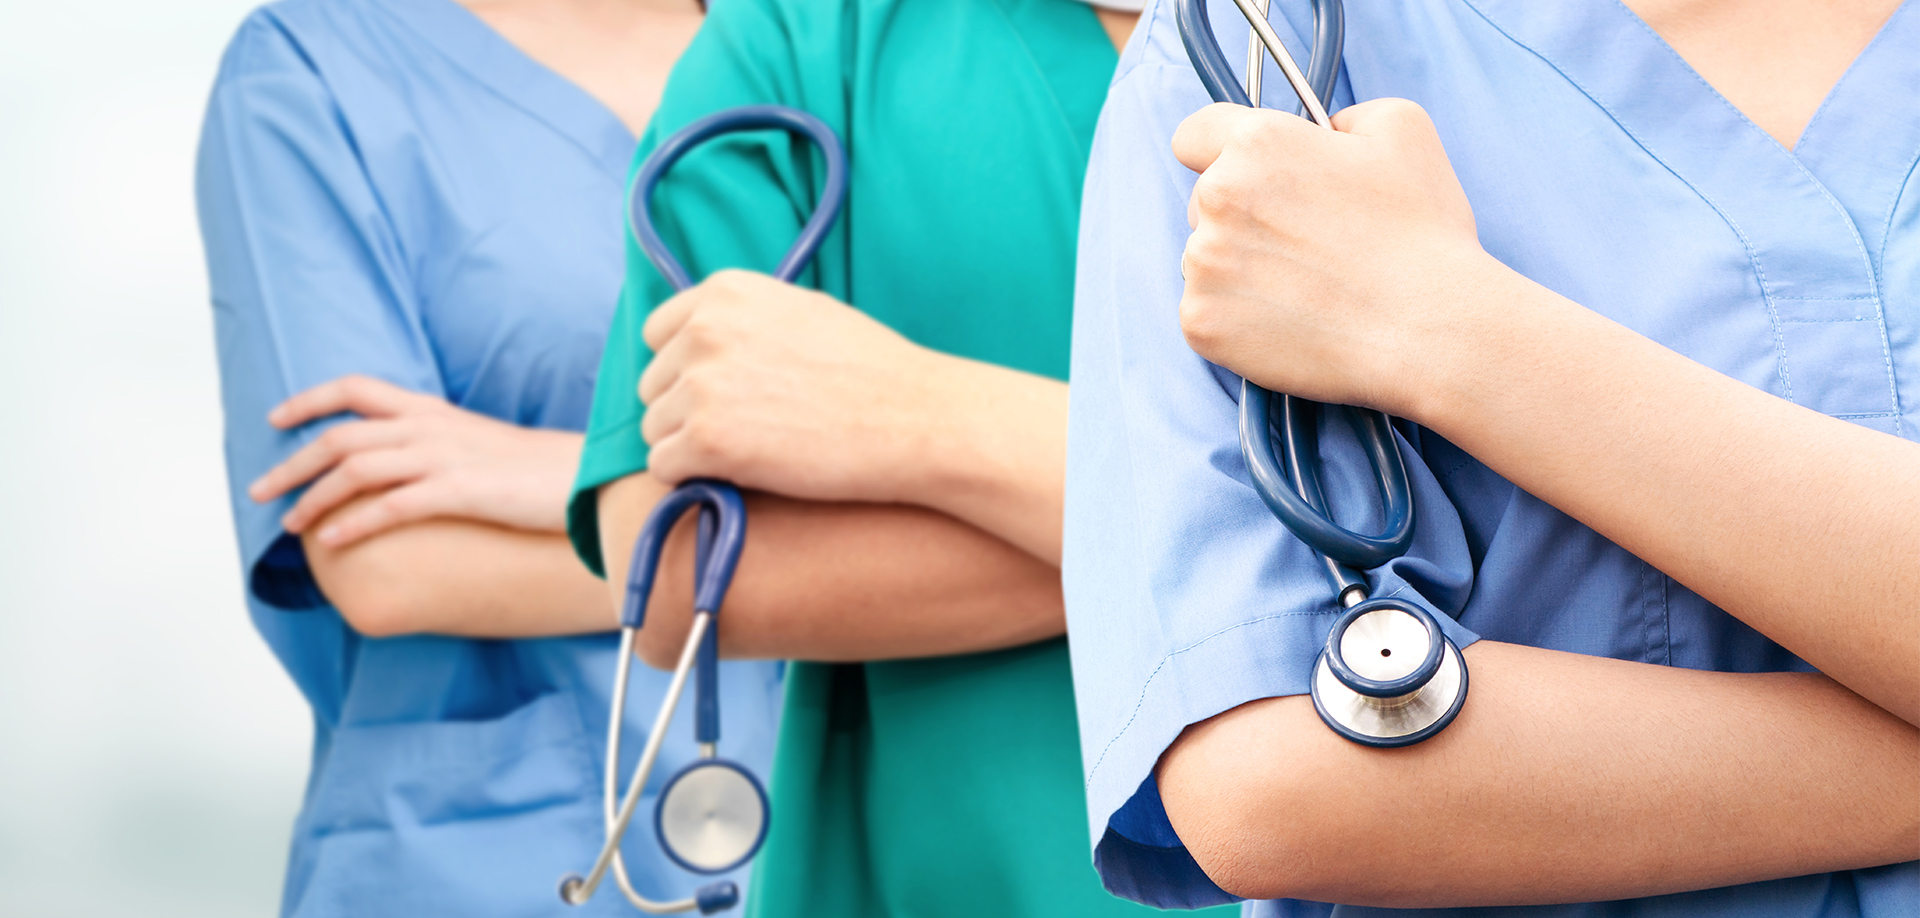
[377,0,638,184]
[1466,0,1919,434]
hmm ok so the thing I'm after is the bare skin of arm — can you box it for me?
[252,377,618,638]
[305,495,614,638]
[1155,0,1916,902]
[597,474,1062,668]
[1158,642,1920,906]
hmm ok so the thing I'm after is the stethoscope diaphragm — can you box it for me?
[1310,599,1468,747]
[656,758,770,876]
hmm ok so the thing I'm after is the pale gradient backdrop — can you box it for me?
[0,2,313,915]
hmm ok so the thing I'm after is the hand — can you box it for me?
[1172,99,1501,419]
[248,375,583,547]
[637,270,962,504]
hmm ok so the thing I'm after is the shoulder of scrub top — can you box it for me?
[198,1,447,613]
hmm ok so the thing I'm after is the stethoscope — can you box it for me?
[560,105,847,914]
[1176,0,1468,747]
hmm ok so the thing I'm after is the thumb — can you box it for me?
[1328,97,1436,143]
[1171,102,1260,173]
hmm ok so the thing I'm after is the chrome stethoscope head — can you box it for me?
[564,104,845,913]
[560,481,767,914]
[1180,0,1470,747]
[1311,596,1468,747]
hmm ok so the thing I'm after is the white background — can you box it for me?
[0,2,313,915]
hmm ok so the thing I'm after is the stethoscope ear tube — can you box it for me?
[620,481,749,630]
[629,105,849,293]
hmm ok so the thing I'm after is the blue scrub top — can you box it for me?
[195,1,782,914]
[1066,0,1919,914]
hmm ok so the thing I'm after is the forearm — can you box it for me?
[598,472,1063,667]
[305,494,614,638]
[1158,641,1920,907]
[913,355,1069,565]
[1411,260,1920,723]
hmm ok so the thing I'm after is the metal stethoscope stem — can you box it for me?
[563,614,718,913]
[562,105,847,913]
[1178,0,1469,747]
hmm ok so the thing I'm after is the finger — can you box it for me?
[1175,102,1329,176]
[1327,96,1433,140]
[643,427,715,488]
[269,375,427,429]
[281,448,429,534]
[646,268,788,353]
[637,318,699,406]
[1171,103,1267,173]
[641,284,705,353]
[638,372,695,447]
[311,481,451,548]
[249,419,412,502]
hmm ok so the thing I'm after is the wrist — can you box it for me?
[1390,252,1538,431]
[885,348,997,504]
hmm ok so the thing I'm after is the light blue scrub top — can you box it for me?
[195,1,782,914]
[1066,0,1920,914]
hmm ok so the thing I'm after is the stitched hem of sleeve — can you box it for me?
[567,417,649,578]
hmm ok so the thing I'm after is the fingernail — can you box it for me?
[317,525,340,545]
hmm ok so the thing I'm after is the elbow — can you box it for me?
[1163,771,1329,902]
[302,532,430,639]
[331,590,418,639]
[1156,697,1369,902]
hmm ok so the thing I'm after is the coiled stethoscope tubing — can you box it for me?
[560,105,847,913]
[1176,0,1468,747]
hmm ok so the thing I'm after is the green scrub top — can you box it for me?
[568,1,1228,914]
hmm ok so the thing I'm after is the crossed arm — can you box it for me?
[1154,100,1920,905]
[267,272,1070,659]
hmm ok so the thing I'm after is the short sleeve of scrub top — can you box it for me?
[197,0,780,913]
[568,0,1233,915]
[1065,0,1920,914]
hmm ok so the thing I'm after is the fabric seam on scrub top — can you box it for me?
[1877,156,1920,436]
[1460,0,1885,412]
[982,0,1099,160]
[1083,605,1344,788]
[1791,0,1913,159]
[1540,0,1901,433]
[371,0,635,186]
[1112,0,1158,84]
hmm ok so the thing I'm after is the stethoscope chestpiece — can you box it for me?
[1310,598,1468,747]
[655,757,770,877]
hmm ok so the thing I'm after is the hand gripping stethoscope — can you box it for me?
[1176,0,1468,747]
[559,105,847,913]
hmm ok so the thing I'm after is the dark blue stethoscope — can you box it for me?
[561,106,847,914]
[1177,0,1468,747]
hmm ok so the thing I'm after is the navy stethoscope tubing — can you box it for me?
[630,105,849,292]
[562,105,847,915]
[1177,0,1468,747]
